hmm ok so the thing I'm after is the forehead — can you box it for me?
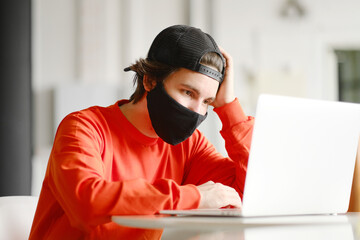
[164,68,220,96]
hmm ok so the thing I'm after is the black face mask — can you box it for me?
[146,83,207,145]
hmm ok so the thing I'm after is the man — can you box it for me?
[30,25,254,239]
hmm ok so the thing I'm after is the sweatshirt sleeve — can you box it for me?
[182,98,254,199]
[47,112,200,232]
[214,98,254,196]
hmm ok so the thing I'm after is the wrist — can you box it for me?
[212,96,235,108]
[214,98,247,129]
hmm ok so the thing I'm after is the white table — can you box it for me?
[112,213,360,240]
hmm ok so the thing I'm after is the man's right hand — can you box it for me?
[196,181,242,209]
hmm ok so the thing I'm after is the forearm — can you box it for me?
[214,98,254,162]
[214,98,254,196]
[49,158,200,231]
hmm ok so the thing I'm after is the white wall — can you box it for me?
[31,0,360,195]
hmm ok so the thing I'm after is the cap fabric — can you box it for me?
[126,25,225,82]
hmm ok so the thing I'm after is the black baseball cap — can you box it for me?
[124,25,225,83]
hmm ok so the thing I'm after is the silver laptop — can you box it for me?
[160,94,360,217]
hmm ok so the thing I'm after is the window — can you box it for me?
[335,50,360,103]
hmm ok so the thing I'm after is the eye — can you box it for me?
[183,90,193,97]
[203,99,213,105]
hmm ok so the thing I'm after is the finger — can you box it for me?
[220,186,242,208]
[218,196,242,209]
[218,46,228,56]
[213,184,242,208]
[224,193,242,208]
[218,46,233,68]
[228,201,242,209]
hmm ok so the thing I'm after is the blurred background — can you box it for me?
[1,0,359,196]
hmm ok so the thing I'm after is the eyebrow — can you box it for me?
[180,83,215,102]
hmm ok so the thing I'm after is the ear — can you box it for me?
[143,75,157,92]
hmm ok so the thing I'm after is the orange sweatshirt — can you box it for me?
[29,98,254,239]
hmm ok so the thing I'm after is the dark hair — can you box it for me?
[128,52,224,103]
